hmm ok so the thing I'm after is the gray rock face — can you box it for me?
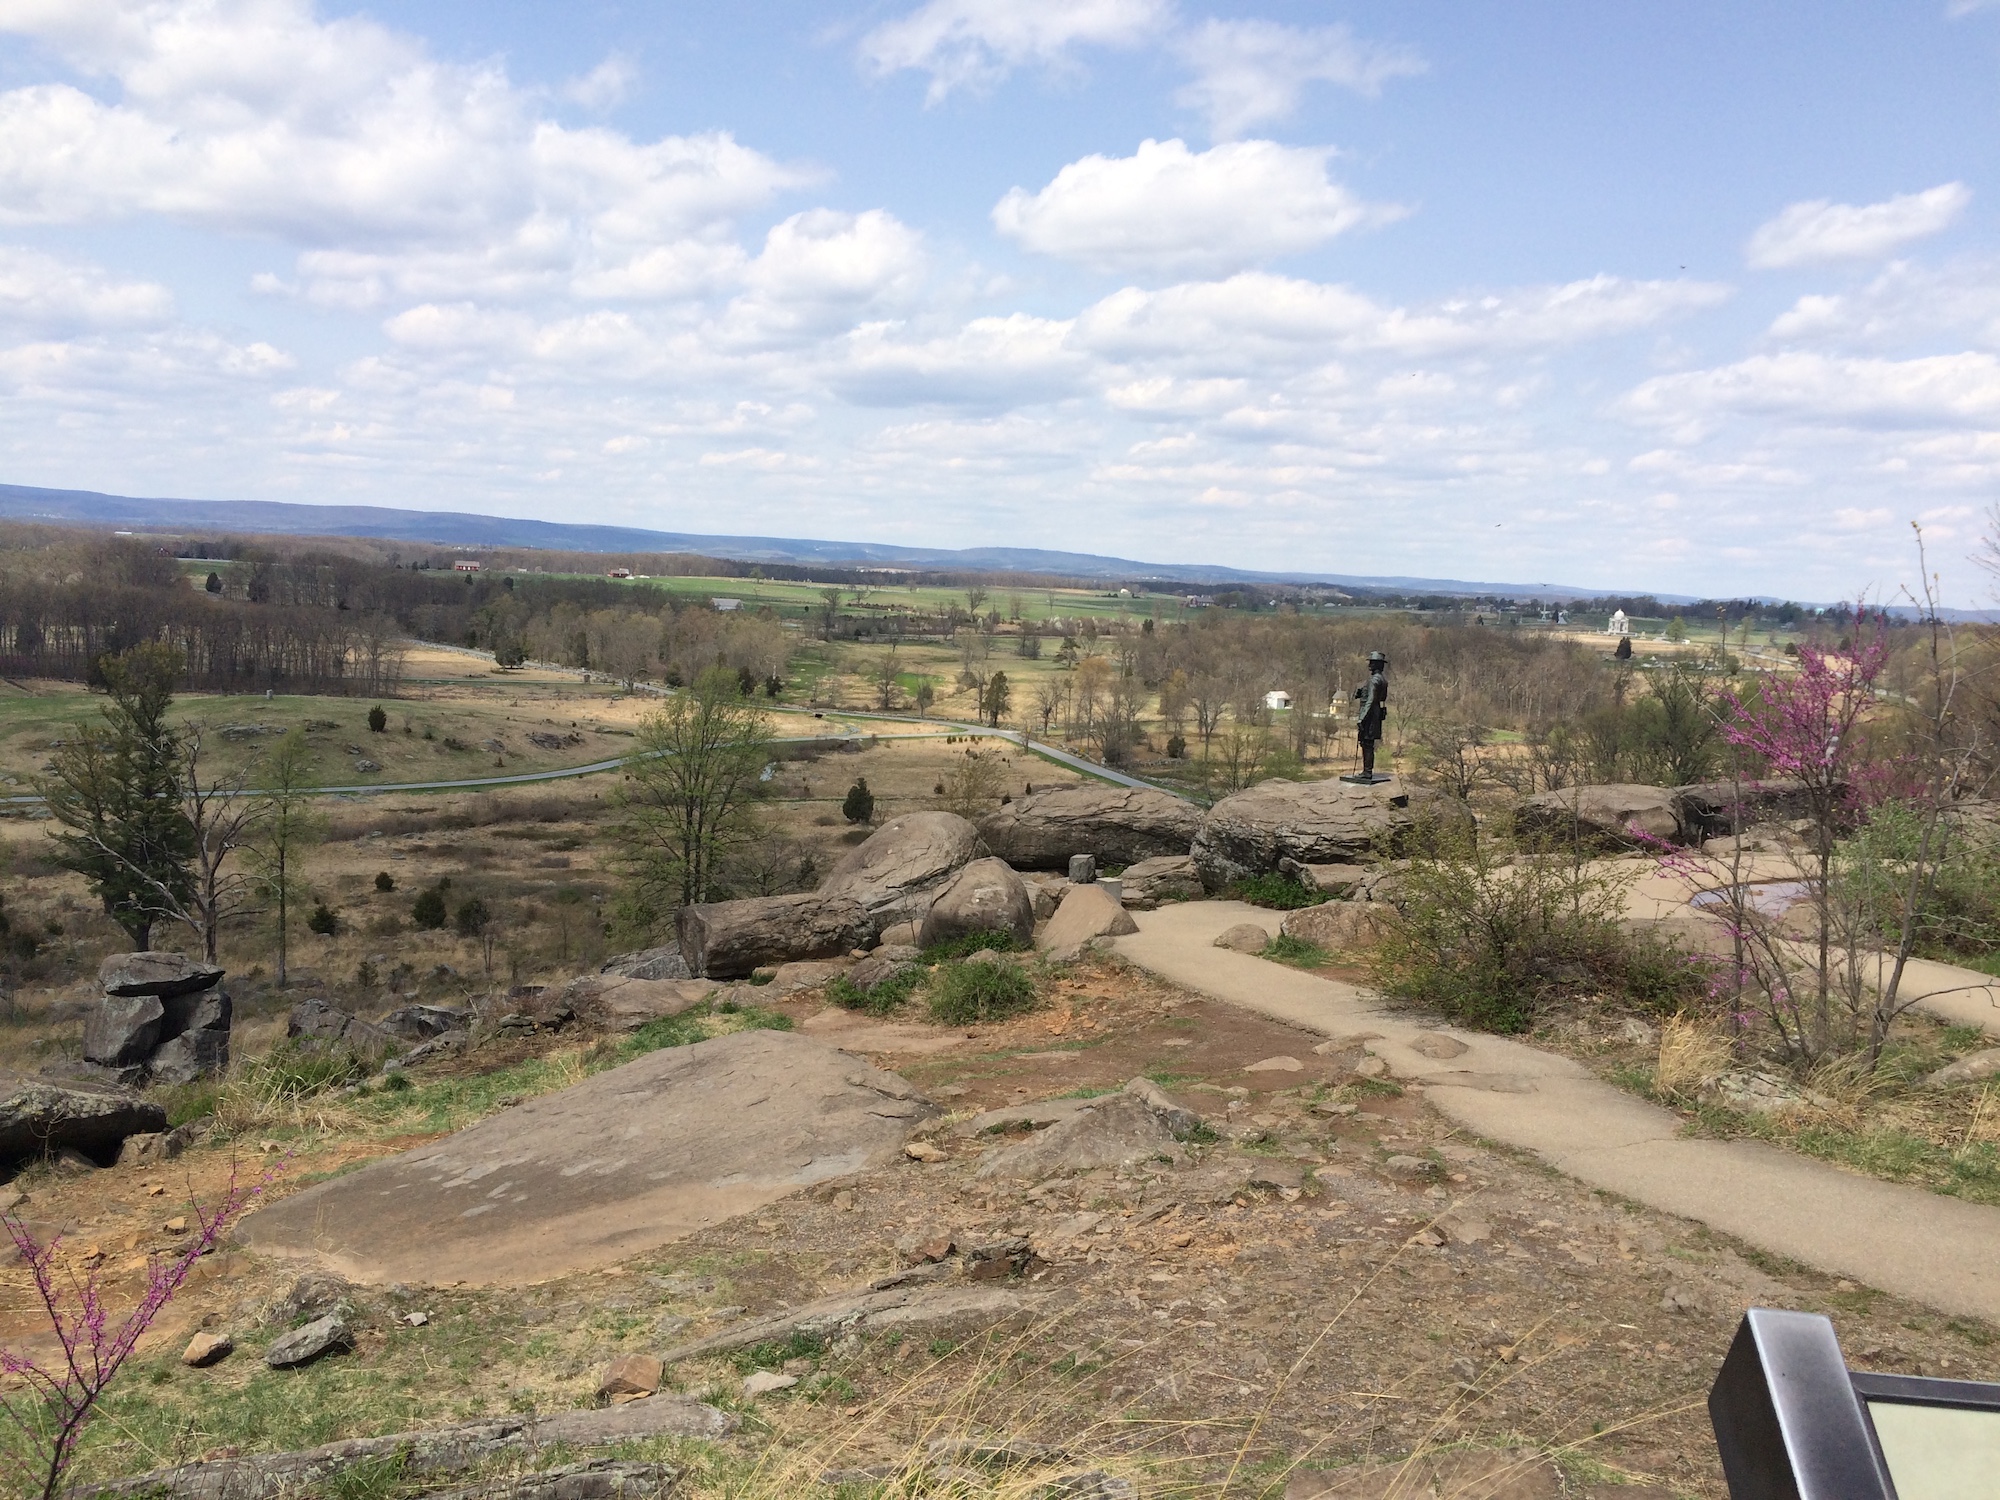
[917,858,1034,950]
[147,1028,229,1087]
[676,892,871,979]
[599,945,691,982]
[98,951,224,999]
[846,947,920,996]
[1117,855,1201,909]
[238,1029,936,1285]
[0,1074,167,1166]
[820,811,986,930]
[84,994,164,1067]
[1672,779,1815,841]
[975,784,1200,871]
[1278,902,1393,952]
[975,1088,1185,1181]
[380,1004,471,1042]
[1517,783,1681,850]
[287,997,394,1057]
[1190,778,1426,891]
[264,1311,353,1368]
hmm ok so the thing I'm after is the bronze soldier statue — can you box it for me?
[1345,650,1390,782]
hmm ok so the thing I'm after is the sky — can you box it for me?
[2,2,1999,602]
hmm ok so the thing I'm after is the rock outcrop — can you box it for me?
[1190,777,1426,891]
[975,785,1200,871]
[598,945,691,982]
[82,952,231,1084]
[1516,783,1680,850]
[1279,901,1395,952]
[677,892,871,979]
[819,812,986,932]
[1117,855,1202,909]
[917,858,1034,950]
[1671,779,1815,842]
[0,1073,167,1166]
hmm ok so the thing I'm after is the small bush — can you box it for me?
[1228,873,1327,910]
[454,897,491,937]
[1262,934,1329,969]
[374,871,395,892]
[927,958,1036,1025]
[842,777,875,825]
[306,902,338,937]
[243,1045,371,1102]
[1166,734,1187,759]
[367,705,388,733]
[411,887,447,930]
[829,967,923,1016]
[919,930,1024,964]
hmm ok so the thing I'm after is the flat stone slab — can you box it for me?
[238,1030,934,1285]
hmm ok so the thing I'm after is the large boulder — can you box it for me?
[677,893,871,979]
[98,951,223,999]
[148,1028,230,1087]
[819,812,986,932]
[1190,778,1427,891]
[1672,779,1815,842]
[975,785,1201,871]
[1036,884,1138,961]
[0,1074,167,1166]
[287,997,394,1058]
[1517,783,1680,850]
[917,859,1034,950]
[238,1030,935,1284]
[84,995,165,1067]
[1279,902,1395,953]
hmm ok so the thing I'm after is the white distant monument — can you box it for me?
[1607,609,1630,638]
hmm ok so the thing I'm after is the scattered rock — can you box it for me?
[918,857,1035,950]
[380,1005,471,1042]
[98,952,223,999]
[269,1271,353,1325]
[286,997,393,1058]
[905,1140,948,1163]
[597,1354,663,1401]
[741,1371,797,1398]
[820,811,988,932]
[657,1282,1044,1365]
[428,1458,676,1500]
[239,1031,935,1285]
[1282,861,1368,898]
[1437,1212,1492,1245]
[1408,1032,1469,1060]
[0,1073,167,1168]
[1382,1155,1435,1177]
[1516,783,1681,850]
[846,947,921,996]
[1246,1160,1304,1192]
[264,1311,353,1369]
[1191,778,1438,890]
[1660,1286,1705,1314]
[975,785,1201,871]
[1617,1018,1660,1047]
[1120,1076,1200,1135]
[1701,1070,1805,1115]
[1036,884,1138,961]
[675,892,871,979]
[1279,902,1393,952]
[1244,1055,1303,1074]
[1673,778,1815,841]
[964,1235,1035,1280]
[598,946,691,983]
[182,1331,233,1368]
[1117,855,1202,909]
[976,1091,1182,1181]
[1927,1048,2000,1087]
[1213,923,1269,954]
[895,1229,956,1264]
[353,760,380,773]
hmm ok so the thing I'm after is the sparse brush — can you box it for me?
[926,959,1035,1025]
[1652,1015,1731,1101]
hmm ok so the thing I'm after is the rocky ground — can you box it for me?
[6,954,1996,1499]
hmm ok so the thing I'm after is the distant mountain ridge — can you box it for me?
[0,481,1676,600]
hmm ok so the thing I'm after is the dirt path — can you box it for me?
[1114,901,2000,1325]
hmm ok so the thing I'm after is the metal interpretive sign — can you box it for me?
[1709,1307,2000,1500]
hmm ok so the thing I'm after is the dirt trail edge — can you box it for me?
[1116,900,2000,1326]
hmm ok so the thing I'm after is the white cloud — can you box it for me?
[1621,352,2000,428]
[1745,183,1970,269]
[858,0,1169,102]
[1173,19,1424,138]
[563,56,635,112]
[0,0,810,283]
[993,138,1399,277]
[832,313,1085,407]
[1765,257,2000,349]
[0,245,173,330]
[716,209,925,348]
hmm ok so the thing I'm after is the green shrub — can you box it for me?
[374,871,395,892]
[454,896,491,937]
[1371,811,1707,1032]
[1262,933,1329,969]
[411,887,447,930]
[305,901,338,937]
[829,966,923,1016]
[244,1044,371,1102]
[842,778,875,825]
[919,930,1025,964]
[1228,873,1326,910]
[367,705,388,733]
[927,958,1036,1025]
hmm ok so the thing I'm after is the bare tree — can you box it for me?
[247,729,323,987]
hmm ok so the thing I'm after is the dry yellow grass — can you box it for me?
[1652,1015,1731,1101]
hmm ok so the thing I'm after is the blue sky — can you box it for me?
[2,2,1998,600]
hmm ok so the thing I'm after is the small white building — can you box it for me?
[711,597,742,611]
[607,567,632,579]
[1607,608,1630,638]
[1263,689,1293,711]
[453,560,482,573]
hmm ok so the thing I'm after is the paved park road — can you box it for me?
[1116,899,2000,1327]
